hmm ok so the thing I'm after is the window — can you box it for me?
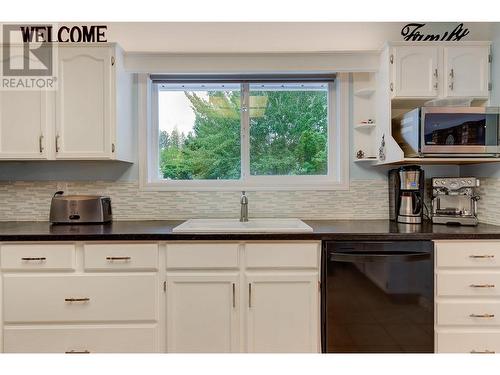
[142,74,348,191]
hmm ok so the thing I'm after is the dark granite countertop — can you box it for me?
[1,220,500,241]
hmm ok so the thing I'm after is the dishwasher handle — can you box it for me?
[330,251,430,263]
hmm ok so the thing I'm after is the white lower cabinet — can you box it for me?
[3,274,157,323]
[435,240,500,354]
[245,273,319,353]
[166,273,239,353]
[0,242,160,353]
[165,241,321,353]
[1,240,320,353]
[3,325,158,353]
[436,331,500,354]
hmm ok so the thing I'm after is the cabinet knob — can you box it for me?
[469,255,495,259]
[55,135,60,152]
[65,350,90,354]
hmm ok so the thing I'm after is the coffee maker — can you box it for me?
[431,177,480,226]
[389,166,425,224]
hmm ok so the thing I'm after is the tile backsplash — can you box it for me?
[3,177,500,225]
[0,180,389,221]
[475,177,500,226]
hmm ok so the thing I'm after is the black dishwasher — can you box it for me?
[322,241,434,353]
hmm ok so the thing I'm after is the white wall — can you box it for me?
[107,22,494,53]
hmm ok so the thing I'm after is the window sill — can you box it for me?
[140,180,350,192]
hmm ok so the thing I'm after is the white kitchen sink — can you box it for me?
[172,218,313,233]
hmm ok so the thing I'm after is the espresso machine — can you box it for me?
[389,166,425,224]
[431,177,480,226]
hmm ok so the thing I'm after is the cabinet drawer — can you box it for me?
[436,241,500,268]
[1,243,75,271]
[3,325,158,353]
[437,331,500,353]
[437,272,500,297]
[166,243,239,269]
[245,242,319,269]
[84,243,158,271]
[437,301,500,325]
[3,274,157,323]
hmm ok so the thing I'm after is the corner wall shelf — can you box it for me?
[354,123,376,130]
[377,158,500,166]
[354,157,377,163]
[354,88,375,98]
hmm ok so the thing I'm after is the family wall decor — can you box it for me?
[401,23,470,42]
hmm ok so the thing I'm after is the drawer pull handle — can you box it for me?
[65,350,90,354]
[470,284,496,288]
[470,313,495,318]
[471,350,495,354]
[21,257,46,261]
[248,283,252,308]
[106,256,132,261]
[232,283,236,308]
[64,298,90,303]
[469,255,495,259]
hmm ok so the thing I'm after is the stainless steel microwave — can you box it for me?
[392,107,500,157]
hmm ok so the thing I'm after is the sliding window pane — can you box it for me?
[158,83,241,180]
[249,83,329,176]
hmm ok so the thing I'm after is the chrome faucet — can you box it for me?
[240,191,248,222]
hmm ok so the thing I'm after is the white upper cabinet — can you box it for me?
[0,43,133,161]
[55,46,112,159]
[389,42,491,100]
[444,46,490,98]
[392,46,439,98]
[0,90,51,159]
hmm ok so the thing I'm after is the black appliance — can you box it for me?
[389,165,425,224]
[322,241,434,353]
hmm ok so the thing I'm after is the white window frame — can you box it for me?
[139,73,349,191]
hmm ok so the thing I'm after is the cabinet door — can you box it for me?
[166,273,240,353]
[56,46,113,159]
[444,46,490,98]
[0,90,51,159]
[392,46,439,98]
[245,273,319,353]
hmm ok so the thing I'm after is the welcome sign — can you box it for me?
[401,23,470,41]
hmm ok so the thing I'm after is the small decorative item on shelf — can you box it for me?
[355,119,376,130]
[379,135,386,161]
[356,150,366,159]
